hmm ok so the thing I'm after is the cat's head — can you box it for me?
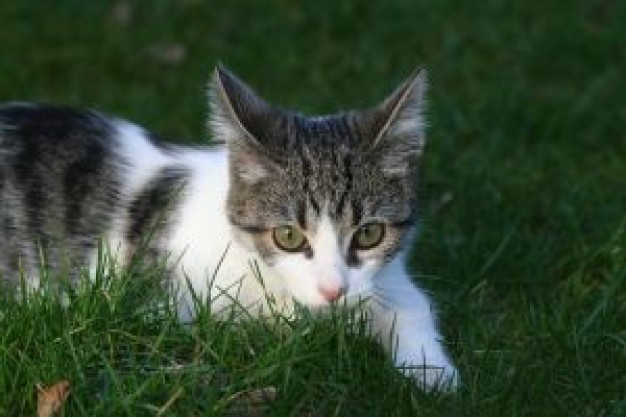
[209,66,427,307]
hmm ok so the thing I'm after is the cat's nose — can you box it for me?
[318,285,345,302]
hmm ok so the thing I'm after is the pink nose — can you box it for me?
[318,285,344,302]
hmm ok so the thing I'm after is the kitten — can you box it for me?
[0,66,458,390]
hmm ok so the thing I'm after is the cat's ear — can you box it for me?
[365,69,427,176]
[209,65,278,183]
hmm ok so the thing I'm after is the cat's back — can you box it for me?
[0,102,229,284]
[0,102,127,215]
[0,103,152,280]
[0,102,116,157]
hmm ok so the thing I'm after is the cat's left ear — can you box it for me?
[209,65,279,183]
[366,69,428,176]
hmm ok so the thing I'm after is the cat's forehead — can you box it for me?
[259,115,413,227]
[262,113,364,155]
[289,114,360,146]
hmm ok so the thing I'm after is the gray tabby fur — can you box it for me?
[0,104,186,283]
[0,104,123,281]
[212,67,426,265]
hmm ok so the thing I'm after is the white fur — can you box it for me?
[88,122,172,271]
[100,120,458,390]
[273,212,458,389]
[274,213,350,306]
[369,254,458,389]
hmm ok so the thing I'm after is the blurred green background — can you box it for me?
[1,0,625,415]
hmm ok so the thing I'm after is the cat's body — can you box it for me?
[0,67,457,389]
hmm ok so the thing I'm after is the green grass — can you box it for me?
[1,0,625,415]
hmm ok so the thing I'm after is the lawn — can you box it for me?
[1,0,625,415]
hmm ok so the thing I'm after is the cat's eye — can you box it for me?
[352,223,385,250]
[272,225,307,252]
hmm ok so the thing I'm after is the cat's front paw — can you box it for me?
[398,362,459,391]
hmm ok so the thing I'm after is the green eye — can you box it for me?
[272,225,307,252]
[352,223,385,250]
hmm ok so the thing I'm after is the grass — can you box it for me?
[1,0,625,415]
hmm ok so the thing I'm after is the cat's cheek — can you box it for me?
[344,261,380,300]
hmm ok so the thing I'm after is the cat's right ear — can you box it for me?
[208,66,277,183]
[362,69,428,177]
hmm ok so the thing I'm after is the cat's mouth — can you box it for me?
[294,292,369,310]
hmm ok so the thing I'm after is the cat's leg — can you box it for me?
[367,257,459,390]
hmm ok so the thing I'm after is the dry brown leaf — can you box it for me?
[36,380,70,417]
